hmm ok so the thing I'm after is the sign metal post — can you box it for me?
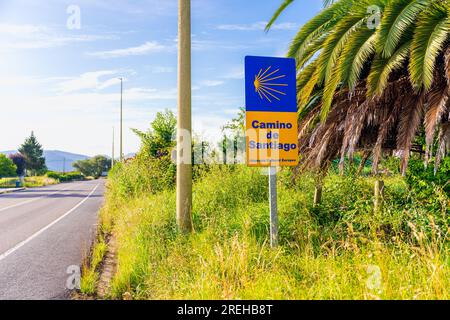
[269,166,278,247]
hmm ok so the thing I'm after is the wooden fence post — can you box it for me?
[313,172,324,207]
[313,184,322,207]
[374,178,384,214]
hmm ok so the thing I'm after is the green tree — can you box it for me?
[132,109,177,158]
[73,155,111,178]
[9,153,26,176]
[18,131,47,175]
[268,0,450,174]
[0,154,17,178]
[223,107,245,135]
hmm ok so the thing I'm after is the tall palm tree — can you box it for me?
[267,0,450,175]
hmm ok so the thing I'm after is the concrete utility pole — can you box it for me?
[119,77,124,162]
[176,0,193,232]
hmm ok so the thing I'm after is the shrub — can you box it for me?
[85,163,449,300]
[0,154,17,178]
[46,171,84,182]
[107,154,176,200]
[8,153,26,176]
[73,156,111,178]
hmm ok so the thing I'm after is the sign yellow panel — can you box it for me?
[246,111,299,167]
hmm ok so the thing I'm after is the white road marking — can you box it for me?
[0,182,84,213]
[0,184,99,262]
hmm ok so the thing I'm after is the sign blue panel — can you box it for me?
[245,56,297,113]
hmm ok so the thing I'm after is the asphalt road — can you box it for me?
[0,179,105,300]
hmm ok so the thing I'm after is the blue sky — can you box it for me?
[0,0,322,156]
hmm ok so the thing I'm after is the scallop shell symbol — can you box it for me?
[253,66,288,103]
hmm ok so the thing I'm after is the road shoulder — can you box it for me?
[0,187,26,195]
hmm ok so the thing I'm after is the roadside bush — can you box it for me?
[23,176,58,187]
[107,154,176,200]
[0,154,17,178]
[47,171,84,182]
[73,156,111,178]
[84,163,449,300]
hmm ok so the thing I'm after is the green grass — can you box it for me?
[0,176,58,188]
[80,239,108,295]
[0,177,17,188]
[83,162,449,300]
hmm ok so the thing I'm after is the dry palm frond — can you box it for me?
[396,91,425,176]
[296,45,450,174]
[372,99,403,173]
[424,80,448,165]
[434,122,450,173]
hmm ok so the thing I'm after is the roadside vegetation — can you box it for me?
[81,110,449,300]
[1,132,109,188]
[73,156,111,179]
[46,171,85,182]
[0,176,58,188]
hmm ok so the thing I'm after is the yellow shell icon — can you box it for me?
[254,66,288,103]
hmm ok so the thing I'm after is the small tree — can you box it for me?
[73,155,111,178]
[0,154,17,178]
[9,153,26,177]
[91,155,111,177]
[132,109,176,158]
[19,132,47,175]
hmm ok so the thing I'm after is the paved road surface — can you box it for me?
[0,179,105,300]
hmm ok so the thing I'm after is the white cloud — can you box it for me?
[216,21,298,31]
[98,77,122,90]
[223,108,241,115]
[0,24,48,34]
[150,66,174,73]
[0,75,66,87]
[87,41,171,58]
[191,39,250,51]
[58,70,121,93]
[173,36,250,52]
[0,24,118,51]
[198,80,224,87]
[222,67,244,80]
[123,87,177,100]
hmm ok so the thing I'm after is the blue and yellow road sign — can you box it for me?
[245,56,297,113]
[245,56,298,167]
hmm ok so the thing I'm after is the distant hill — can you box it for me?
[0,150,90,172]
[124,152,136,159]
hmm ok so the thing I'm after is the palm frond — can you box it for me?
[271,0,450,173]
[372,99,403,173]
[314,3,371,119]
[265,0,295,32]
[397,92,425,175]
[434,122,450,173]
[344,29,378,91]
[367,41,411,97]
[297,59,319,90]
[424,81,448,159]
[298,67,321,106]
[378,0,430,58]
[296,33,327,70]
[287,0,355,59]
[409,3,449,90]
